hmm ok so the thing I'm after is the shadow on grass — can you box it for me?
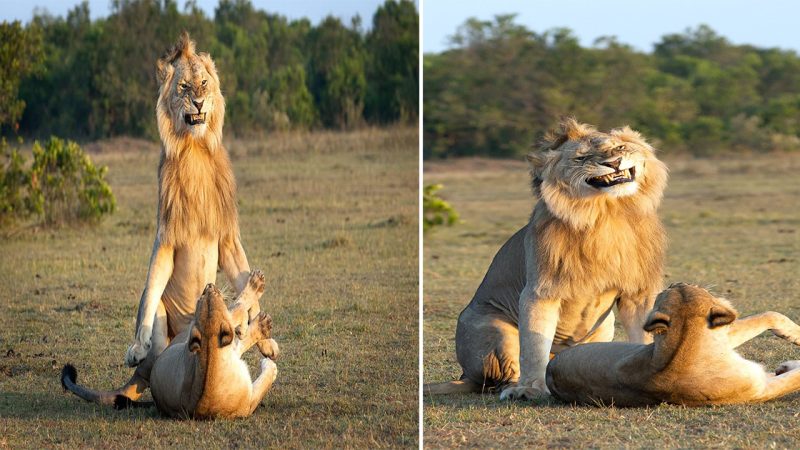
[0,391,158,421]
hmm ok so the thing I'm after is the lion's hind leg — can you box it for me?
[62,300,168,406]
[454,308,520,393]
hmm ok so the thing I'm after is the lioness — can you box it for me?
[425,119,668,400]
[546,283,800,406]
[64,32,254,405]
[63,272,279,418]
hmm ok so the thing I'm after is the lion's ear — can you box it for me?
[156,58,173,85]
[643,310,671,333]
[708,304,737,328]
[526,151,548,170]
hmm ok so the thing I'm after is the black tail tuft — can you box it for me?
[61,364,78,390]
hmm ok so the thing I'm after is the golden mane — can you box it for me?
[154,33,238,247]
[529,120,668,300]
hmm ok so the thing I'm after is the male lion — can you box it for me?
[425,119,668,401]
[62,32,254,405]
[64,273,279,418]
[546,283,800,406]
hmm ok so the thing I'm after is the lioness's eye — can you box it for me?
[202,79,208,86]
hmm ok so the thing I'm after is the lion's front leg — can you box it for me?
[500,287,560,401]
[618,291,657,344]
[126,240,174,367]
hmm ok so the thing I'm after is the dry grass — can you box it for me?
[0,127,418,448]
[423,154,800,448]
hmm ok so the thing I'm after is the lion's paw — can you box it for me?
[125,340,151,367]
[499,380,550,401]
[776,360,800,375]
[248,270,266,294]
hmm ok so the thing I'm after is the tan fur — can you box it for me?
[150,275,279,419]
[546,283,800,406]
[425,119,667,400]
[59,33,254,406]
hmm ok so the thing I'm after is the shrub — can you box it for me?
[423,183,459,232]
[0,137,115,226]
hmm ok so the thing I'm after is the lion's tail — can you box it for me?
[424,378,482,395]
[60,364,147,408]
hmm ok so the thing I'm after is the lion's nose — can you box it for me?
[600,157,622,170]
[192,99,204,112]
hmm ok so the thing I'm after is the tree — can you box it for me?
[0,21,43,131]
[365,0,419,124]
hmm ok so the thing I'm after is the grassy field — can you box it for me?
[423,155,800,448]
[0,127,418,448]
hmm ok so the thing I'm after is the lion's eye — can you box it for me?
[201,79,208,86]
[180,83,189,90]
[615,144,626,151]
[574,156,589,162]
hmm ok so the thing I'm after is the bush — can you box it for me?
[0,137,115,226]
[423,184,459,232]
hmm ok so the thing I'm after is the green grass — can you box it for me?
[423,155,800,448]
[0,127,418,448]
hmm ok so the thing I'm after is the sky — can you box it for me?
[0,0,394,26]
[423,0,800,54]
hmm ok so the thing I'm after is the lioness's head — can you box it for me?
[188,284,235,355]
[644,283,738,336]
[527,118,668,227]
[156,32,224,154]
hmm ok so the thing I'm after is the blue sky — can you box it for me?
[0,0,397,26]
[423,0,800,53]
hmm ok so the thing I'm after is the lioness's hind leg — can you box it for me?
[231,270,266,336]
[758,362,800,402]
[237,312,278,358]
[248,358,278,414]
[456,308,520,391]
[728,312,800,348]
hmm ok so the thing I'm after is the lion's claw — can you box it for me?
[499,381,550,401]
[248,270,266,294]
[125,340,151,367]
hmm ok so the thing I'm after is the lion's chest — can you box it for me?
[552,289,618,346]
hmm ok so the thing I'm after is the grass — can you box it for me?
[423,154,800,448]
[0,127,418,448]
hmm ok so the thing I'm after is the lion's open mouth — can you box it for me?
[184,113,207,125]
[586,167,636,188]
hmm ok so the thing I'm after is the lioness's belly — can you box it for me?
[163,239,219,336]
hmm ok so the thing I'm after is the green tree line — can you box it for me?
[3,0,417,140]
[424,16,800,158]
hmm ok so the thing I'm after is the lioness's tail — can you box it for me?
[60,364,137,407]
[424,378,482,395]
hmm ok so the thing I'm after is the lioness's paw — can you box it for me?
[125,340,151,367]
[499,381,550,401]
[260,357,278,382]
[248,270,266,294]
[257,312,273,338]
[256,338,280,360]
[776,360,800,375]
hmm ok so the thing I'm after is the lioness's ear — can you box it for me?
[643,311,671,333]
[188,327,202,353]
[219,322,234,347]
[708,303,737,328]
